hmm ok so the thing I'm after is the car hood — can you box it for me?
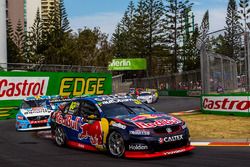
[20,107,53,117]
[109,113,182,129]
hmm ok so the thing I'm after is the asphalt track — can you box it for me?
[149,96,200,113]
[0,97,249,167]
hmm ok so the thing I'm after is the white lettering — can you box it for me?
[0,77,49,100]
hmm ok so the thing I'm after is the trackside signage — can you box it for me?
[0,72,112,120]
[0,77,49,100]
[0,72,112,103]
[108,58,147,71]
[202,96,250,113]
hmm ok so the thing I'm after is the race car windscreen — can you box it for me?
[22,100,47,109]
[101,101,155,117]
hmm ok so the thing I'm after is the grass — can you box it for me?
[178,114,250,139]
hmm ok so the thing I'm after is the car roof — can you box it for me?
[72,95,133,103]
[24,95,69,102]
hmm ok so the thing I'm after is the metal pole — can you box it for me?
[0,0,7,70]
[200,44,205,94]
[247,33,250,92]
[200,43,210,94]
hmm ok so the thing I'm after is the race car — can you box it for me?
[50,95,194,159]
[137,91,158,104]
[16,95,70,131]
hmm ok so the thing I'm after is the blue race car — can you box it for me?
[50,95,194,159]
[16,95,70,131]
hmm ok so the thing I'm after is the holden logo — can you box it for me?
[166,127,172,133]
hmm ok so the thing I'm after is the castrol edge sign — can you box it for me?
[0,77,49,100]
[202,96,250,113]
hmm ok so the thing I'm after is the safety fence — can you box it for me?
[127,70,201,91]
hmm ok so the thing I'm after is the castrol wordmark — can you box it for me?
[202,96,249,112]
[0,77,49,100]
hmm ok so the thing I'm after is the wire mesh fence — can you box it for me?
[126,70,201,90]
[199,28,249,94]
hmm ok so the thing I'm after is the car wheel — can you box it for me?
[108,131,125,158]
[54,126,66,146]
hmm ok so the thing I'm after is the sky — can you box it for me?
[64,0,229,37]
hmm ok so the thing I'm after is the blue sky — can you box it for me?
[64,0,229,36]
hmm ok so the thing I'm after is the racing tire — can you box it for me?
[107,131,125,158]
[54,126,66,147]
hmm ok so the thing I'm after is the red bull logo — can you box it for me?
[131,114,166,121]
[55,113,81,131]
[134,118,181,129]
[78,122,103,145]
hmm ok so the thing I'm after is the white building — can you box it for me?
[26,0,41,32]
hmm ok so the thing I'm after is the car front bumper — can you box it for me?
[124,145,195,158]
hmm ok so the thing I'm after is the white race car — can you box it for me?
[137,91,158,104]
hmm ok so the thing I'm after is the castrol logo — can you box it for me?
[0,77,49,100]
[202,96,249,112]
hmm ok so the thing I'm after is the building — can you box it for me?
[41,0,59,26]
[6,0,25,31]
[26,0,41,32]
[6,0,59,32]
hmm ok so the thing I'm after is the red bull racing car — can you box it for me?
[50,95,194,159]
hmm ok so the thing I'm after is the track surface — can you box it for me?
[0,97,249,167]
[149,96,200,113]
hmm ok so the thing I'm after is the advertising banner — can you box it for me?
[108,58,147,71]
[0,77,49,100]
[201,95,250,116]
[0,71,112,120]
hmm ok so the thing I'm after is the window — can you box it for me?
[79,101,100,118]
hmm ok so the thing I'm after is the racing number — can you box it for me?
[69,102,79,111]
[134,100,142,104]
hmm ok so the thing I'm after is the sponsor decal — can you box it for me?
[59,77,106,97]
[163,149,186,155]
[202,96,250,112]
[30,119,48,124]
[160,135,183,143]
[159,138,164,144]
[110,122,126,129]
[102,98,134,104]
[134,117,181,129]
[129,130,150,136]
[55,113,81,131]
[22,108,52,117]
[0,77,49,100]
[129,144,148,151]
[78,122,103,145]
[131,114,165,121]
